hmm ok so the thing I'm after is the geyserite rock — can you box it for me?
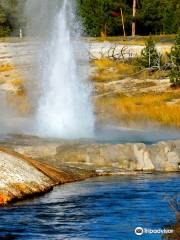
[0,149,54,205]
[0,147,97,205]
[13,140,180,172]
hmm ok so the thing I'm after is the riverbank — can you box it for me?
[0,136,179,205]
[0,146,97,206]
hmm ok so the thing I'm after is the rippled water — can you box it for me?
[0,174,179,240]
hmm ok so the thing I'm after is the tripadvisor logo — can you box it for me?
[135,227,174,235]
[135,227,143,235]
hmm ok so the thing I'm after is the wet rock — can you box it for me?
[13,140,180,173]
[133,144,155,171]
[150,141,180,171]
[0,148,54,205]
[0,147,97,206]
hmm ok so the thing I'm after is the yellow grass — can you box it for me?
[97,91,180,127]
[6,91,30,115]
[93,58,114,71]
[10,78,24,86]
[92,57,168,82]
[92,59,135,81]
[116,62,135,75]
[136,69,168,80]
[91,71,120,82]
[0,64,14,72]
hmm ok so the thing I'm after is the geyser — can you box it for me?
[25,0,95,138]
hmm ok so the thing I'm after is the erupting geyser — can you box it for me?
[26,0,95,138]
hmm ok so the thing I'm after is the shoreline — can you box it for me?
[0,138,179,206]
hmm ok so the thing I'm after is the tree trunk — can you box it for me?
[132,0,136,36]
[120,8,126,37]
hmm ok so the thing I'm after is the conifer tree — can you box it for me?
[136,36,161,69]
[0,5,11,37]
[169,30,180,86]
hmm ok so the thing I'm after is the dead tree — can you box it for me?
[88,44,134,62]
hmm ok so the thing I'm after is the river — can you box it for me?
[0,174,179,239]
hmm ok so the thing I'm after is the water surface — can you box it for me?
[0,174,179,239]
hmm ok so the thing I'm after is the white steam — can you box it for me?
[24,0,95,138]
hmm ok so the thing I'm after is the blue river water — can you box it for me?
[0,174,179,240]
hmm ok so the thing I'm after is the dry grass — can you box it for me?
[134,81,157,88]
[93,58,114,71]
[136,69,168,80]
[91,44,180,127]
[91,57,169,82]
[10,78,24,86]
[96,91,180,127]
[0,64,14,72]
[6,92,30,115]
[91,71,121,82]
[5,77,30,115]
[116,62,135,75]
[91,58,135,82]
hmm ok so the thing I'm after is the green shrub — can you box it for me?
[0,5,11,37]
[0,25,11,37]
[169,30,180,86]
[136,36,162,69]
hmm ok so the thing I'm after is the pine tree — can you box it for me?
[77,0,131,36]
[169,30,180,86]
[0,5,11,37]
[136,36,161,69]
[163,1,177,34]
